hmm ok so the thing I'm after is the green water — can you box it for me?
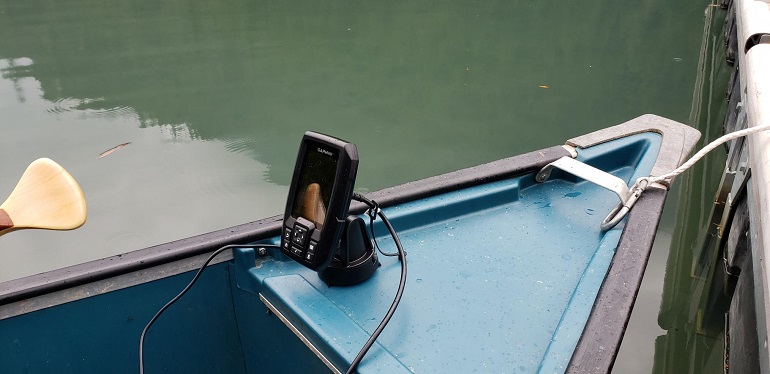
[638,6,732,373]
[0,0,717,372]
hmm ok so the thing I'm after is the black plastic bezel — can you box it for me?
[281,131,358,271]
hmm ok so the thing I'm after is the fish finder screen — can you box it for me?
[291,142,338,230]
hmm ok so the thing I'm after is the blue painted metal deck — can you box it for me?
[234,133,661,373]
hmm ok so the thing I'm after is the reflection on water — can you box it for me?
[617,6,731,374]
[0,0,706,185]
[0,72,288,282]
[0,0,712,372]
[653,6,731,373]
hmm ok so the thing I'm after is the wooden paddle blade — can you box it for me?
[0,158,87,236]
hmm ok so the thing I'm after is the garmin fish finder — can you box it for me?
[281,132,379,285]
[142,132,402,373]
[282,132,357,270]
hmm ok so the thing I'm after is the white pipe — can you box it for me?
[735,0,770,371]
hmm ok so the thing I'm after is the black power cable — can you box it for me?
[140,195,406,374]
[347,193,408,374]
[366,210,399,257]
[139,243,280,374]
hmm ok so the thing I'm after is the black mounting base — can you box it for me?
[319,216,380,286]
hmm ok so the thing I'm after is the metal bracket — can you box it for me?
[536,157,632,204]
[536,156,647,231]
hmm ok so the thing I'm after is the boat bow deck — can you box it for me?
[232,126,686,373]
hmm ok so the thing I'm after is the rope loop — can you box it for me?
[601,124,770,231]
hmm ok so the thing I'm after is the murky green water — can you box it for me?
[0,0,718,372]
[622,6,732,373]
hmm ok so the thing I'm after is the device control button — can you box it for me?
[282,240,290,250]
[292,226,308,246]
[283,226,292,241]
[305,252,314,262]
[308,241,317,254]
[291,247,303,257]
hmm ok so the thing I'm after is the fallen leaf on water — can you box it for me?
[539,85,550,89]
[98,142,131,159]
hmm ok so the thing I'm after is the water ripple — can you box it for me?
[46,97,85,114]
[46,97,136,119]
[224,137,256,155]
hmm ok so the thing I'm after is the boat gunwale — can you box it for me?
[566,187,668,373]
[0,145,570,306]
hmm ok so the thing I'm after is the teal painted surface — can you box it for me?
[230,271,334,373]
[0,263,246,373]
[237,133,661,373]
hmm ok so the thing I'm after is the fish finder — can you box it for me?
[282,132,358,270]
[282,132,378,285]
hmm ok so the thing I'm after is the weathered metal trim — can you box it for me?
[0,216,283,305]
[0,251,233,320]
[566,114,701,181]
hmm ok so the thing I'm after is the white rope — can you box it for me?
[601,123,770,231]
[648,124,770,185]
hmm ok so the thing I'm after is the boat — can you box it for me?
[0,114,700,373]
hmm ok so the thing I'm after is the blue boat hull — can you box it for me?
[0,115,700,373]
